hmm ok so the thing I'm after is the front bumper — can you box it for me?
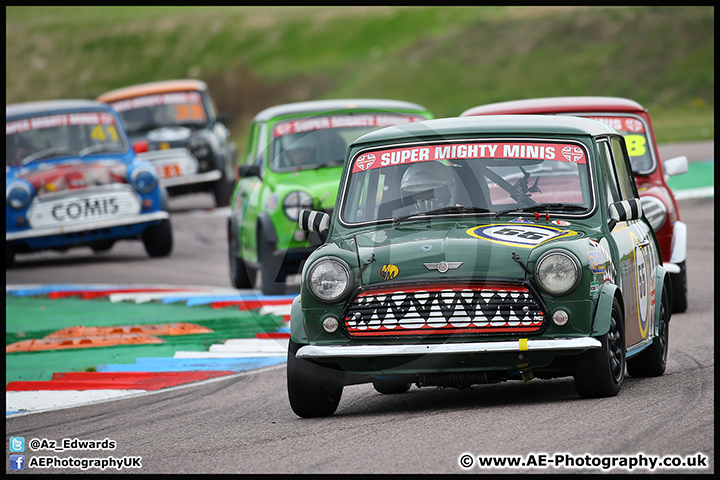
[162,170,222,187]
[296,337,601,358]
[6,211,169,241]
[139,148,222,187]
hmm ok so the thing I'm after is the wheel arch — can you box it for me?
[257,211,278,245]
[653,265,672,329]
[592,282,624,337]
[289,295,308,345]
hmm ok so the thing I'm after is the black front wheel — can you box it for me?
[372,378,412,395]
[670,261,688,313]
[228,220,256,288]
[213,171,233,207]
[258,230,287,295]
[7,244,16,268]
[573,296,625,398]
[142,218,173,257]
[287,340,344,418]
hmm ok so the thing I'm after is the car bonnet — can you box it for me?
[352,218,585,287]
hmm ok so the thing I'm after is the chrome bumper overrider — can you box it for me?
[296,337,602,359]
[6,211,170,241]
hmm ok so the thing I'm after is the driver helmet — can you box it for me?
[284,133,317,168]
[400,161,456,211]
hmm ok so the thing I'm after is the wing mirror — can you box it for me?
[608,199,642,232]
[299,209,330,235]
[663,155,688,181]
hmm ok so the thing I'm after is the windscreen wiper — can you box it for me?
[21,147,73,166]
[392,205,490,226]
[493,203,587,219]
[79,144,126,157]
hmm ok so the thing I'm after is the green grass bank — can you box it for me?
[6,6,714,158]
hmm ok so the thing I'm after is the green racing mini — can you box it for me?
[228,99,433,295]
[288,115,672,417]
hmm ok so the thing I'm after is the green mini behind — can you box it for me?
[289,115,672,417]
[228,99,433,295]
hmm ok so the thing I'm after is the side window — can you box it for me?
[611,136,638,200]
[598,140,622,204]
[202,91,217,122]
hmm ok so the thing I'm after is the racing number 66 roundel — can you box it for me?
[466,223,578,248]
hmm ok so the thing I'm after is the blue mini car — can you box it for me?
[6,100,173,266]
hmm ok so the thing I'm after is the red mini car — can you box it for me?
[462,97,688,312]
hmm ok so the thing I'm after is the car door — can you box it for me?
[603,136,658,347]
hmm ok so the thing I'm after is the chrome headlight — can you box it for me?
[283,191,313,221]
[535,249,581,296]
[130,165,158,194]
[307,257,352,302]
[6,181,33,210]
[640,195,667,231]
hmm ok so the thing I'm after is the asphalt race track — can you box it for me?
[5,142,714,474]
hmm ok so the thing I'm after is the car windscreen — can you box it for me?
[108,91,209,134]
[6,111,128,167]
[341,140,594,224]
[268,113,427,172]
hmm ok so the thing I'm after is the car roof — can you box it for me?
[252,99,430,122]
[6,99,113,119]
[96,79,208,103]
[461,96,646,116]
[352,114,618,146]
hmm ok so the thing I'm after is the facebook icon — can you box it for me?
[10,454,25,470]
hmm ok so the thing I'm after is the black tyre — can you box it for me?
[287,340,344,418]
[142,218,173,257]
[372,378,412,395]
[573,296,625,398]
[213,171,233,207]
[90,239,115,253]
[6,244,16,268]
[670,261,688,313]
[228,219,256,288]
[258,229,286,295]
[627,285,670,377]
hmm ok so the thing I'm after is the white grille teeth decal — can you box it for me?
[345,287,544,336]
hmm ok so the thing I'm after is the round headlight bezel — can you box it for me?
[534,249,582,297]
[130,165,159,194]
[307,256,353,303]
[6,181,33,210]
[283,190,314,221]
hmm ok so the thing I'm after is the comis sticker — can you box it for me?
[7,113,115,135]
[350,141,586,173]
[466,223,578,248]
[273,114,424,138]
